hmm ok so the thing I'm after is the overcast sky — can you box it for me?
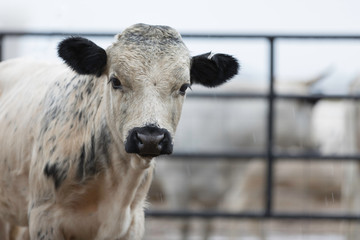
[1,0,360,93]
[1,0,360,33]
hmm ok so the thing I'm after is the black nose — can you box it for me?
[125,125,173,157]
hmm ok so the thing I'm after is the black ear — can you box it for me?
[190,52,239,87]
[58,37,107,76]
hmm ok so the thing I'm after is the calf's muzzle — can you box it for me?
[125,125,173,157]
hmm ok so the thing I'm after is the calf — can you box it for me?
[0,23,239,240]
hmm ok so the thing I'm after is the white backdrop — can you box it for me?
[1,0,360,93]
[1,0,359,33]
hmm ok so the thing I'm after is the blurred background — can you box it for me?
[2,0,360,239]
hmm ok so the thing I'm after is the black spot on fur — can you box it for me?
[43,125,49,133]
[190,52,239,87]
[65,82,71,90]
[58,37,107,76]
[73,83,79,91]
[90,134,96,158]
[85,134,97,176]
[99,124,112,164]
[65,76,77,90]
[51,107,59,119]
[44,162,68,189]
[48,98,55,107]
[85,135,97,176]
[73,111,79,120]
[77,145,86,180]
[77,137,96,180]
[86,79,94,95]
[76,130,111,181]
[48,135,56,143]
[49,146,56,156]
[78,111,82,121]
[77,141,96,180]
[42,104,61,132]
[171,111,176,126]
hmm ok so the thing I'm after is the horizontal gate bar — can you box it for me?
[145,210,360,221]
[168,152,360,161]
[186,92,360,100]
[1,32,360,39]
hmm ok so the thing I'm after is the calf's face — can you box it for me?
[58,24,239,158]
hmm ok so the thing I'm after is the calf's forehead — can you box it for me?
[119,23,184,46]
[107,24,191,71]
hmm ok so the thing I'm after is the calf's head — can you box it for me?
[58,24,239,158]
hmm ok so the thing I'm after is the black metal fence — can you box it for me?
[1,31,360,221]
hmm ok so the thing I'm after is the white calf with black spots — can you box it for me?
[0,23,239,240]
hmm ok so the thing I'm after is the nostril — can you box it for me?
[135,132,144,145]
[157,134,165,144]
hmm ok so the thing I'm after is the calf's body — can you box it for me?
[0,24,238,239]
[0,59,153,239]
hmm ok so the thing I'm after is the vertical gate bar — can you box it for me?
[0,34,3,62]
[265,37,275,216]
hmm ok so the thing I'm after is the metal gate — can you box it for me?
[1,31,360,222]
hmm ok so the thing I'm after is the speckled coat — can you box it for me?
[0,24,238,240]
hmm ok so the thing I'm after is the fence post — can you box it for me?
[265,37,275,217]
[0,34,3,62]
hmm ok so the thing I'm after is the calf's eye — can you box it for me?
[109,77,122,89]
[179,84,190,96]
